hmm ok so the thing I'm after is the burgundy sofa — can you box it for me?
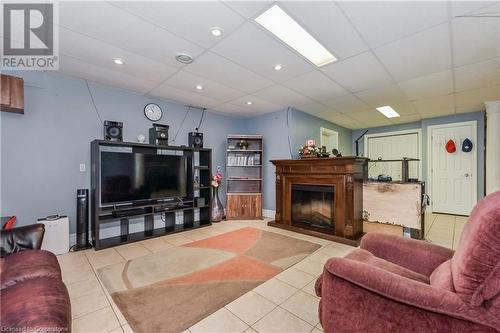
[316,191,500,333]
[1,224,71,333]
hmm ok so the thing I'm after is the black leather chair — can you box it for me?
[1,224,72,333]
[1,223,45,257]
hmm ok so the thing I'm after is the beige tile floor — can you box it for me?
[59,213,464,333]
[424,212,468,250]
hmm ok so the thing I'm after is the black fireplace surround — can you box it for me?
[291,184,335,232]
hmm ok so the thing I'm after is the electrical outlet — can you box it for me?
[79,163,86,172]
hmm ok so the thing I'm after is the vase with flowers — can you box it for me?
[211,166,225,222]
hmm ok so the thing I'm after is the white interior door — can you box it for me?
[366,132,420,181]
[429,122,477,215]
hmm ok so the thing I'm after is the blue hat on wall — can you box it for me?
[462,138,473,152]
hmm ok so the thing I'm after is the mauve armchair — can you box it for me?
[315,191,500,333]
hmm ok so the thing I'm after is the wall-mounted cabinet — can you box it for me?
[1,74,24,114]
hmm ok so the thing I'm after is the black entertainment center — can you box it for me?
[91,140,212,250]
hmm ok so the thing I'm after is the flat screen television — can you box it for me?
[100,152,187,205]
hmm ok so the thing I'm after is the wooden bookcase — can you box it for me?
[225,135,263,220]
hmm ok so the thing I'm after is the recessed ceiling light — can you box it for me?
[210,27,224,37]
[195,85,203,90]
[274,64,283,71]
[246,101,253,105]
[175,53,194,64]
[113,58,124,65]
[376,106,400,118]
[255,5,337,67]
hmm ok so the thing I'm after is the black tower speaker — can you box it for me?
[149,123,169,146]
[76,189,92,250]
[104,120,123,142]
[188,132,203,148]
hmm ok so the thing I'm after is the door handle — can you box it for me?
[464,173,470,177]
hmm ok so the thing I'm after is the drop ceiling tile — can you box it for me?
[389,114,422,125]
[59,28,177,84]
[223,1,272,19]
[183,52,274,93]
[253,85,315,107]
[228,95,283,114]
[388,102,419,116]
[455,85,500,107]
[374,24,451,81]
[294,102,334,115]
[111,1,245,48]
[280,2,368,59]
[59,1,203,67]
[321,52,393,92]
[148,84,221,109]
[321,94,369,113]
[451,1,497,17]
[163,71,246,103]
[355,84,410,107]
[412,94,455,117]
[455,103,485,114]
[315,111,365,129]
[398,70,453,100]
[59,56,159,94]
[211,23,314,82]
[348,110,393,127]
[214,103,258,116]
[338,1,448,48]
[454,58,500,92]
[282,71,349,101]
[452,3,500,67]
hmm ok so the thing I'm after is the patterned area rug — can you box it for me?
[97,227,321,333]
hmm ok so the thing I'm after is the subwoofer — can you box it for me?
[188,132,203,148]
[104,120,123,141]
[76,189,92,250]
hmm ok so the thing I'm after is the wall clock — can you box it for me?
[144,103,162,121]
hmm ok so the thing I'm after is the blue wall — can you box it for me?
[241,108,353,211]
[352,111,486,198]
[2,70,486,232]
[0,72,245,232]
[289,108,353,157]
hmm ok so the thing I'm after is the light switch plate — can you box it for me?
[79,163,86,172]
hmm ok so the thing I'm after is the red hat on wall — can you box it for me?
[446,139,456,153]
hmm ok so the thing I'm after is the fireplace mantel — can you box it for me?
[270,157,368,246]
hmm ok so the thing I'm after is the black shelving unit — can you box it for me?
[90,140,212,250]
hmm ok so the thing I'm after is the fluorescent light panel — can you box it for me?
[255,5,336,67]
[376,106,400,118]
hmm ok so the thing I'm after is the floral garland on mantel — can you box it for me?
[298,140,342,159]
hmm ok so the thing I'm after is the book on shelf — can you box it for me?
[227,154,260,166]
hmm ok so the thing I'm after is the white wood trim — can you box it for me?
[262,209,276,218]
[363,128,423,181]
[485,101,500,194]
[320,127,339,149]
[426,120,478,213]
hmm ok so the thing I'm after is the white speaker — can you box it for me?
[37,215,69,255]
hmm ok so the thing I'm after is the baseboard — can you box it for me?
[262,209,276,218]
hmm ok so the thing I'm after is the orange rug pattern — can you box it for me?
[100,227,321,333]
